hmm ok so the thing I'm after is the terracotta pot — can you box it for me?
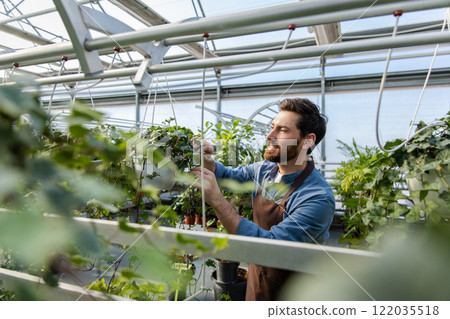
[195,215,215,227]
[184,215,195,225]
[195,214,202,225]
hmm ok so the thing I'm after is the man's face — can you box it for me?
[264,110,304,163]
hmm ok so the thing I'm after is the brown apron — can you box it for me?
[245,159,314,301]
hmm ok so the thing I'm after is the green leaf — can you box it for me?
[427,210,442,224]
[175,234,211,252]
[70,102,104,122]
[70,255,92,267]
[0,85,38,119]
[120,268,144,280]
[390,204,408,219]
[424,199,440,212]
[384,139,404,150]
[437,149,449,162]
[438,191,450,201]
[421,161,440,171]
[211,236,228,250]
[218,179,255,193]
[344,198,360,209]
[205,259,216,268]
[152,205,180,223]
[118,218,141,233]
[406,205,422,223]
[69,124,90,138]
[419,190,429,201]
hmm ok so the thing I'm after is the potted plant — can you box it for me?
[210,265,247,301]
[388,112,449,222]
[140,119,194,190]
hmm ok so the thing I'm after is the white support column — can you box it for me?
[53,0,103,76]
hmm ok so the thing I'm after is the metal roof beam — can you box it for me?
[109,0,217,59]
[4,30,448,86]
[0,1,101,26]
[0,24,53,45]
[164,0,450,46]
[53,0,103,76]
[86,0,393,50]
[0,0,448,72]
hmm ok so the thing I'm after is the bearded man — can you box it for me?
[191,98,335,301]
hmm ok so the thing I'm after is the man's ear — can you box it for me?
[302,133,316,149]
[302,140,313,149]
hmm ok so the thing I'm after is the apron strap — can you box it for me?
[279,159,314,208]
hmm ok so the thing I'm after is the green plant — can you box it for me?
[0,280,15,301]
[333,140,406,249]
[0,85,127,298]
[388,112,450,223]
[142,118,195,172]
[206,119,261,166]
[0,85,237,300]
[334,113,449,250]
[174,187,214,221]
[205,119,260,224]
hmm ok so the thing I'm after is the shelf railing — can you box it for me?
[0,212,379,300]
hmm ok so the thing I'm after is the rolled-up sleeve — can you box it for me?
[215,161,261,183]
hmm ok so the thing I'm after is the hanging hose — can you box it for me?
[140,78,155,134]
[48,56,68,115]
[163,70,178,129]
[220,24,296,82]
[151,74,159,126]
[406,8,450,140]
[69,47,121,102]
[2,62,19,83]
[375,10,449,152]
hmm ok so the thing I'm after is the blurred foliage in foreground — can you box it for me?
[0,85,121,284]
[281,223,450,300]
[0,85,221,300]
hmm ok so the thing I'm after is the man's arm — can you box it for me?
[190,167,242,234]
[236,195,335,244]
[214,161,260,183]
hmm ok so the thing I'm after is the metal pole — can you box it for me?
[84,0,394,51]
[6,31,450,86]
[0,0,99,26]
[0,42,75,66]
[216,70,222,126]
[165,0,450,46]
[320,57,327,176]
[149,31,450,73]
[135,90,141,130]
[0,47,125,70]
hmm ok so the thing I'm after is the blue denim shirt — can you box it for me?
[215,160,335,244]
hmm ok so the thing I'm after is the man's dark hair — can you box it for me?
[278,98,327,153]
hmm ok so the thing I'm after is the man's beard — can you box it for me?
[264,143,300,163]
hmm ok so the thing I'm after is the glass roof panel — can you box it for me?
[0,0,448,94]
